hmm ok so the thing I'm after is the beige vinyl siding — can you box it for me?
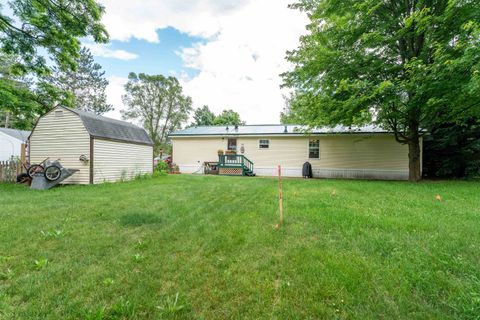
[172,137,226,172]
[240,135,408,169]
[93,139,152,183]
[172,134,413,179]
[29,107,90,184]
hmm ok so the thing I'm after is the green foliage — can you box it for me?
[0,52,48,129]
[122,73,192,155]
[155,161,170,174]
[102,278,114,286]
[133,172,151,181]
[156,293,187,317]
[213,109,245,125]
[0,1,108,129]
[132,253,144,263]
[0,0,108,75]
[192,105,216,125]
[284,0,480,181]
[40,229,64,240]
[191,105,245,126]
[33,258,48,270]
[0,268,14,281]
[423,118,480,178]
[45,47,112,115]
[83,299,136,320]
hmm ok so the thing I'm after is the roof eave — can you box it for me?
[169,131,392,138]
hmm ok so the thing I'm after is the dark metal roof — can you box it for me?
[169,124,389,137]
[0,128,31,142]
[65,107,153,146]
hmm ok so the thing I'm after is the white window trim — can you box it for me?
[258,139,270,150]
[308,139,320,159]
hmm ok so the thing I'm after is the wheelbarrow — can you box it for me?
[28,159,79,190]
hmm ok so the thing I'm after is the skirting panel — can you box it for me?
[178,165,204,174]
[312,168,409,180]
[219,167,243,175]
[255,166,409,180]
[180,165,409,180]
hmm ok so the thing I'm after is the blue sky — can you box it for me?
[91,27,203,79]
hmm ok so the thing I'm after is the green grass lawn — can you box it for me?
[0,175,479,319]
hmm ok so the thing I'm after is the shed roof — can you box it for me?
[65,107,153,146]
[0,127,31,142]
[169,124,389,137]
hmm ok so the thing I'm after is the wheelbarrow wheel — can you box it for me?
[27,164,44,178]
[44,165,62,182]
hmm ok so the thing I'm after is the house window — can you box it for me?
[309,139,320,159]
[259,139,270,149]
[227,138,237,151]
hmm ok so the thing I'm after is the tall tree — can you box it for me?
[0,0,108,127]
[423,118,480,178]
[47,47,112,115]
[192,105,216,126]
[283,0,480,181]
[213,109,245,126]
[0,0,108,76]
[191,106,245,126]
[121,73,192,155]
[0,52,46,129]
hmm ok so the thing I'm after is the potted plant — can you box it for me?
[217,149,224,156]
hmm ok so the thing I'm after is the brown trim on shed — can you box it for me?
[91,135,154,147]
[90,137,94,184]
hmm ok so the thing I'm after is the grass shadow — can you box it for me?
[119,213,162,227]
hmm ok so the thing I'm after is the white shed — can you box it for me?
[0,128,30,161]
[29,106,154,184]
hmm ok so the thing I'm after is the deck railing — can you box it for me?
[218,154,254,174]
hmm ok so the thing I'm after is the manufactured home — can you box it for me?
[169,125,422,180]
[0,128,30,161]
[29,106,154,184]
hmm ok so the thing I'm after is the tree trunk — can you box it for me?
[408,137,422,182]
[5,112,10,128]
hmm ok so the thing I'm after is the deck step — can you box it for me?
[244,169,256,177]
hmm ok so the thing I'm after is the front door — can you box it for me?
[227,138,237,152]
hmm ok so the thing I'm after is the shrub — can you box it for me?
[155,161,170,174]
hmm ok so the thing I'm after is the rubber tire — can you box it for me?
[44,165,62,182]
[16,173,29,183]
[27,164,44,178]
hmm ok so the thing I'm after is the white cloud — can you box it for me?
[99,0,307,124]
[179,1,307,124]
[103,76,128,120]
[84,43,139,60]
[99,0,247,42]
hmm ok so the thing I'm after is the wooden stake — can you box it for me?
[278,165,283,225]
